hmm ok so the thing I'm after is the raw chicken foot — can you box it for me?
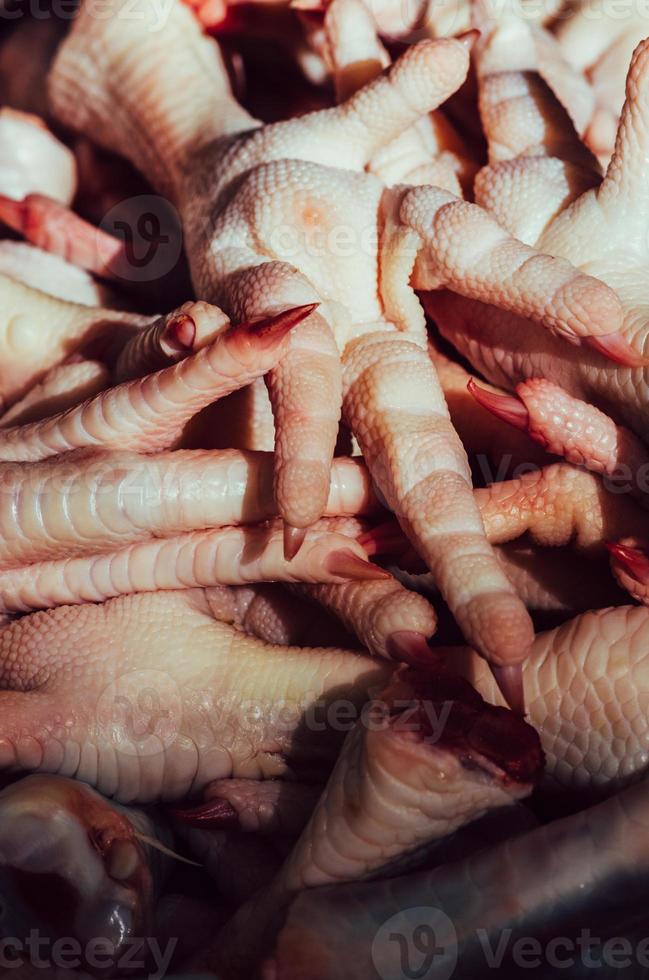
[430,29,649,446]
[49,0,626,705]
[0,448,377,567]
[0,302,315,462]
[469,377,649,506]
[270,776,649,980]
[198,665,541,976]
[0,522,389,615]
[0,589,390,802]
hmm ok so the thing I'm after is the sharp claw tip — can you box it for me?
[490,663,526,716]
[387,630,435,668]
[584,332,649,368]
[284,524,308,561]
[167,798,239,828]
[605,540,649,584]
[246,303,319,344]
[467,378,529,431]
[326,548,391,581]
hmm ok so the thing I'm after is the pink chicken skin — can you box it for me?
[44,0,636,710]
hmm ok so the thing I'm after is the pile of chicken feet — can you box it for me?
[4,0,649,976]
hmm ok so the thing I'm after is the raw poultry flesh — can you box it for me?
[0,2,648,977]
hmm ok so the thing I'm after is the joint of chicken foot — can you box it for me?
[402,186,625,351]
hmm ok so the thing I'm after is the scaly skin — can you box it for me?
[431,25,649,444]
[315,0,474,192]
[459,605,649,794]
[114,300,230,382]
[0,522,387,614]
[556,0,648,160]
[0,108,76,204]
[204,582,356,648]
[206,667,541,977]
[0,303,314,461]
[401,544,625,614]
[285,515,439,659]
[0,774,166,968]
[470,0,596,141]
[0,359,110,427]
[0,589,390,801]
[49,0,623,686]
[368,462,639,610]
[470,377,649,506]
[207,572,438,662]
[429,342,551,476]
[475,463,644,552]
[293,577,438,660]
[0,448,377,566]
[363,463,645,556]
[269,777,649,980]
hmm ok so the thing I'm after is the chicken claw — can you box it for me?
[434,31,649,439]
[49,0,627,695]
[470,377,649,505]
[0,302,315,461]
[607,539,649,606]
